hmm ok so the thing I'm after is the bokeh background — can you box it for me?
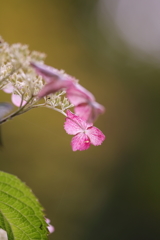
[1,0,160,239]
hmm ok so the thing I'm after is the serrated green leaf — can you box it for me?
[0,171,49,240]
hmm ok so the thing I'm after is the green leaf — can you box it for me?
[0,171,49,240]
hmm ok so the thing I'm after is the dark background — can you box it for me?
[0,1,160,239]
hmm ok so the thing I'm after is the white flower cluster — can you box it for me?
[0,37,73,121]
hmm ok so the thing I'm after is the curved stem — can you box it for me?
[45,106,67,116]
[0,99,67,125]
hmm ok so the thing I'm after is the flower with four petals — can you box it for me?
[64,110,105,151]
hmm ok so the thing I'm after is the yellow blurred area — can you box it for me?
[0,0,160,239]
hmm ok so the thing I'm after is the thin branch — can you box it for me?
[0,96,34,125]
[45,105,67,116]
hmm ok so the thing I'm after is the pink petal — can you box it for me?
[11,94,26,107]
[92,101,105,116]
[71,133,91,151]
[75,101,105,123]
[45,218,55,234]
[47,225,55,234]
[31,62,76,85]
[45,218,51,224]
[66,83,95,106]
[74,104,92,122]
[64,117,84,135]
[86,126,105,146]
[3,84,14,93]
[64,110,92,135]
[38,79,73,98]
[31,62,60,83]
[66,83,105,122]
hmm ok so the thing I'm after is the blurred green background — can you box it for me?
[0,0,160,239]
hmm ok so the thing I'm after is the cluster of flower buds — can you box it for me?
[0,37,105,151]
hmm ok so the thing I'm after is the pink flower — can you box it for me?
[30,62,75,98]
[2,84,26,107]
[64,110,105,151]
[66,83,105,123]
[45,218,55,234]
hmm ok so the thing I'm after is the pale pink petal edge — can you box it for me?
[11,94,26,107]
[87,126,105,146]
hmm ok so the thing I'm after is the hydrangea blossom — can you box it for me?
[66,83,105,123]
[30,62,105,123]
[64,110,105,151]
[0,37,106,151]
[0,37,106,240]
[30,62,76,98]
